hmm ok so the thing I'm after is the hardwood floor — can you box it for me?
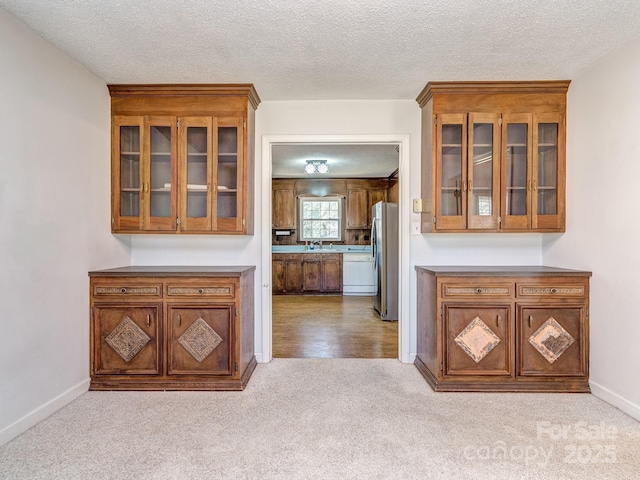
[272,295,398,358]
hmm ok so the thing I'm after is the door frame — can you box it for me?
[261,134,411,362]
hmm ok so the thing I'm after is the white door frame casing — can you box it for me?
[261,134,412,363]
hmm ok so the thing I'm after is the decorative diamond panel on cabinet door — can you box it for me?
[93,305,161,375]
[167,306,232,375]
[518,306,585,376]
[444,305,511,376]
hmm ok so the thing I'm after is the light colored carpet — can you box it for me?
[0,359,639,479]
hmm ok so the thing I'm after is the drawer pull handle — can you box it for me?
[146,315,151,327]
[177,315,181,327]
[121,288,126,294]
[198,288,204,294]
[496,314,501,327]
[476,288,482,294]
[550,288,557,294]
[528,315,533,328]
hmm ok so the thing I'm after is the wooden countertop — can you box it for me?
[415,266,592,276]
[89,266,256,277]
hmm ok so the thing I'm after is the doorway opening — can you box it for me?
[261,134,411,362]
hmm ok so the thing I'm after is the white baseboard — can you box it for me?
[255,352,267,363]
[0,378,90,447]
[590,381,640,422]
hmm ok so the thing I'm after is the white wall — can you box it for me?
[543,37,640,420]
[0,10,131,445]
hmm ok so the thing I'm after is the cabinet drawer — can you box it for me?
[441,283,512,298]
[517,283,587,298]
[92,284,162,298]
[166,281,235,299]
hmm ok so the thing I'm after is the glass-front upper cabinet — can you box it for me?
[467,113,500,230]
[501,114,533,231]
[215,118,244,232]
[145,116,177,231]
[178,117,213,232]
[435,113,467,230]
[533,113,565,230]
[113,116,143,231]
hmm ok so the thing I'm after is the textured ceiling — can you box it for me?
[272,144,399,178]
[2,0,640,101]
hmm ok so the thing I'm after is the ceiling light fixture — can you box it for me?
[304,159,330,174]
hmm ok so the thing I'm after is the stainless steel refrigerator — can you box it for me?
[371,201,398,321]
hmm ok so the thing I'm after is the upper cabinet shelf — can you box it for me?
[109,84,260,235]
[416,81,569,233]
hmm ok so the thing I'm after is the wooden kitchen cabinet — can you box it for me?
[303,254,322,292]
[320,253,343,293]
[110,84,260,234]
[346,188,368,229]
[346,180,389,229]
[415,266,590,392]
[416,81,568,233]
[89,266,256,390]
[272,252,342,295]
[272,182,296,229]
[272,253,303,294]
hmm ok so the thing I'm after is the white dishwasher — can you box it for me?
[342,252,375,296]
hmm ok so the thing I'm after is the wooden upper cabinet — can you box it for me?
[417,81,569,233]
[109,84,260,235]
[346,188,368,229]
[272,186,296,229]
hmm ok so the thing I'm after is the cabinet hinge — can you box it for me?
[439,306,443,317]
[234,306,238,317]
[242,217,246,226]
[440,362,443,373]
[177,119,181,129]
[235,362,238,372]
[111,216,115,226]
[498,115,503,126]
[176,217,181,225]
[434,117,438,126]
[497,216,502,224]
[433,216,437,224]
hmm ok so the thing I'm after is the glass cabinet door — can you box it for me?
[467,113,500,229]
[533,113,565,230]
[144,116,177,231]
[501,113,533,230]
[178,117,213,232]
[435,113,467,230]
[112,116,144,231]
[214,117,244,232]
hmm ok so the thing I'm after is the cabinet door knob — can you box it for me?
[550,288,557,294]
[177,314,181,327]
[528,315,533,328]
[476,288,482,294]
[198,288,204,294]
[121,288,127,294]
[496,314,501,327]
[146,315,151,327]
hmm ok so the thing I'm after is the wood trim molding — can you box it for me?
[416,80,571,107]
[108,84,261,109]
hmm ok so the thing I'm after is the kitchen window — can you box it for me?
[299,196,343,241]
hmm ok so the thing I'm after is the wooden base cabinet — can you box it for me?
[89,266,256,391]
[272,253,342,295]
[415,266,590,392]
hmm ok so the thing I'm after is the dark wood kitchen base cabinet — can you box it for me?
[415,266,591,393]
[89,266,256,391]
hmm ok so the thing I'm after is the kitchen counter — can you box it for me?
[272,245,371,254]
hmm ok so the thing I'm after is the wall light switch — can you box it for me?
[412,222,421,234]
[413,199,423,213]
